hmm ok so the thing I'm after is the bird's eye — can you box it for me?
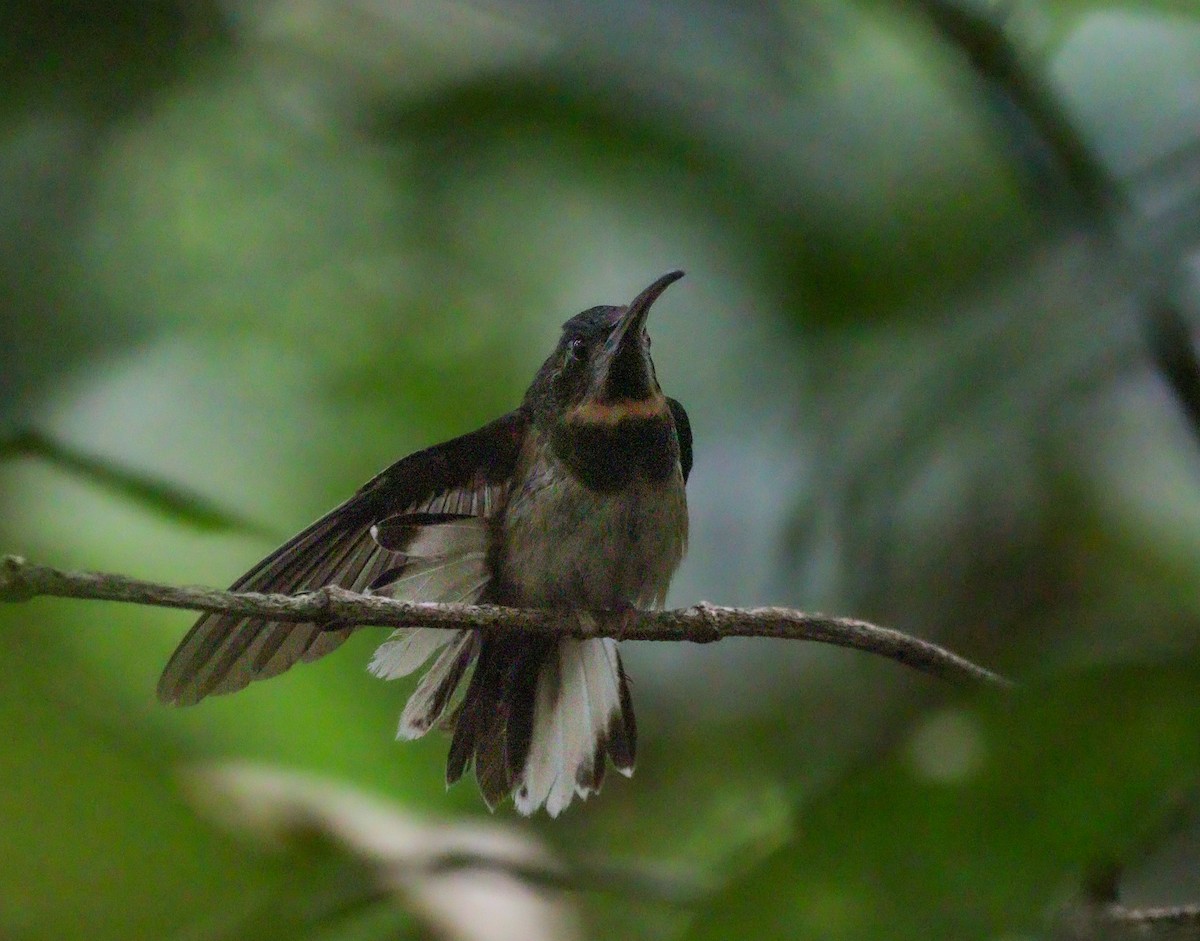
[567,337,585,359]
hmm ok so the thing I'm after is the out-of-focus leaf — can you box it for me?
[191,762,583,941]
[0,621,273,941]
[0,429,272,537]
[683,661,1200,940]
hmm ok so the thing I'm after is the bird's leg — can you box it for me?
[612,602,640,641]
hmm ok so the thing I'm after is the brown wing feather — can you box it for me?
[157,411,528,706]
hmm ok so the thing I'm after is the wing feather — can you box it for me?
[667,396,692,483]
[157,411,527,705]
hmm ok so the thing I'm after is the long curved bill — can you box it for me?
[600,270,684,402]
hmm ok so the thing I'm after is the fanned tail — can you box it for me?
[428,631,635,817]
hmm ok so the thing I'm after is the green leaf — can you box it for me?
[0,429,272,537]
[0,620,274,941]
[685,662,1200,940]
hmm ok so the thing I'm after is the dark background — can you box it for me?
[2,1,1200,938]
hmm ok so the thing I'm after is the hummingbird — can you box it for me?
[157,271,692,816]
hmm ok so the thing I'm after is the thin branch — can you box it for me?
[0,428,272,537]
[1056,902,1200,941]
[1149,299,1200,446]
[0,555,1011,690]
[914,0,1121,219]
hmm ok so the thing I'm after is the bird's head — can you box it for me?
[527,270,684,428]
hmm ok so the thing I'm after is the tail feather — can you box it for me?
[395,632,478,741]
[407,631,634,816]
[518,648,567,815]
[396,633,480,744]
[443,635,546,808]
[507,625,633,802]
[607,644,638,775]
[515,636,634,817]
[369,628,458,680]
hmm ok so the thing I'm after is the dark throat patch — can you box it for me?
[551,408,679,492]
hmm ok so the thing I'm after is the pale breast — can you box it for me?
[498,444,688,610]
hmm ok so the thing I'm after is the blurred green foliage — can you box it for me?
[2,0,1200,939]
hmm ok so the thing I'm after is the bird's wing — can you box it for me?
[667,396,692,482]
[157,410,529,705]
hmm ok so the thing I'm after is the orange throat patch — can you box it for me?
[565,393,669,425]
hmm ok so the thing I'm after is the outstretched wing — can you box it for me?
[157,410,528,705]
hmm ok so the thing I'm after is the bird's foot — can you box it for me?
[612,604,639,641]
